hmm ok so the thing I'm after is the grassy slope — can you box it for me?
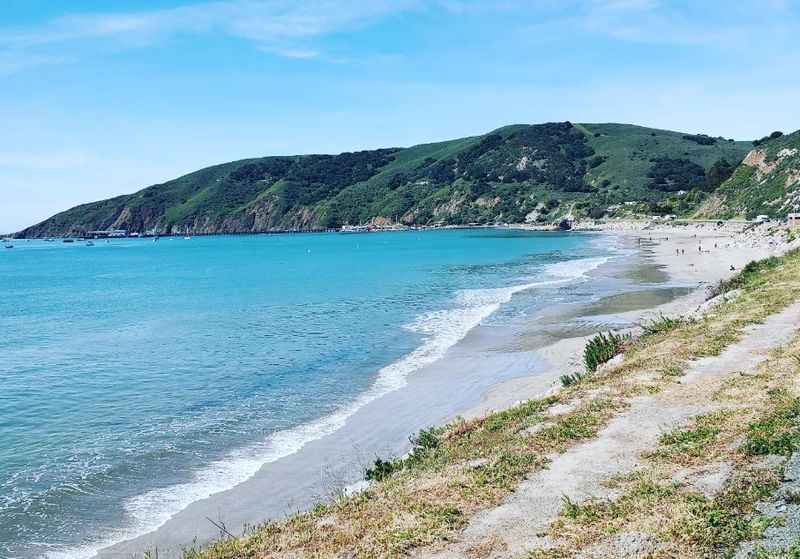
[181,248,800,559]
[17,123,752,237]
[707,131,800,220]
[580,123,750,201]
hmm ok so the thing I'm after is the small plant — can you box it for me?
[406,427,441,464]
[560,495,607,522]
[560,372,586,387]
[365,458,401,481]
[641,314,685,336]
[654,413,725,458]
[365,426,442,480]
[584,331,629,373]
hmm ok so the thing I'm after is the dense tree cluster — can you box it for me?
[588,155,607,169]
[448,122,596,191]
[405,123,596,195]
[647,158,708,192]
[753,131,784,146]
[225,150,398,209]
[682,134,717,146]
[647,157,735,193]
[706,158,736,190]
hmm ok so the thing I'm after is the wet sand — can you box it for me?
[465,225,785,419]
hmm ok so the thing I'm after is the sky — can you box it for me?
[2,0,800,232]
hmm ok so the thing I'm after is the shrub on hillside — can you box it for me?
[753,131,784,146]
[584,331,629,373]
[648,158,707,192]
[364,426,441,481]
[682,134,717,146]
[642,314,686,336]
[707,256,783,298]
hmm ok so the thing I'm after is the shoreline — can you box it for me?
[88,231,614,559]
[466,222,789,420]
[92,223,791,558]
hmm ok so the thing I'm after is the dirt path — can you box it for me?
[418,300,800,559]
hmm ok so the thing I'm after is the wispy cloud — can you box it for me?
[7,0,796,74]
[576,0,800,46]
[0,0,418,71]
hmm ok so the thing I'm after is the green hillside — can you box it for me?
[695,130,800,220]
[17,122,753,237]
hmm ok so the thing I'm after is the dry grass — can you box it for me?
[182,249,800,559]
[183,395,626,559]
[532,329,800,558]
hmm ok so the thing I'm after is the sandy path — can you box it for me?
[417,300,800,559]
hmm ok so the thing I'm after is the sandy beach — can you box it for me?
[467,220,794,419]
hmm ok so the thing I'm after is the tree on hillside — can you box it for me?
[706,159,735,190]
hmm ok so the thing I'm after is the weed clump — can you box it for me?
[365,458,399,481]
[743,389,800,456]
[365,427,442,481]
[584,331,629,373]
[641,314,686,336]
[560,372,586,387]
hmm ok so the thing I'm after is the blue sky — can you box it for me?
[2,0,800,232]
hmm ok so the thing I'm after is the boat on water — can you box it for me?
[184,236,192,240]
[86,241,95,246]
[3,243,13,249]
[62,239,75,243]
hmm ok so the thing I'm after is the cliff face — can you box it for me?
[701,131,800,219]
[17,122,752,237]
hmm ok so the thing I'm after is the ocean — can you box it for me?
[0,229,624,558]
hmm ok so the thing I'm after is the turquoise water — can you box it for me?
[0,229,611,558]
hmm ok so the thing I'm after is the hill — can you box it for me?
[694,130,800,220]
[16,122,752,237]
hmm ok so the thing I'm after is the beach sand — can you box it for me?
[465,221,792,419]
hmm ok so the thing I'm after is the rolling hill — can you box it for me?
[694,130,800,220]
[16,122,754,237]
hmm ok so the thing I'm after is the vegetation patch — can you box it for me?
[648,411,729,462]
[641,313,689,336]
[710,254,785,298]
[743,389,800,457]
[584,331,629,372]
[672,467,779,555]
